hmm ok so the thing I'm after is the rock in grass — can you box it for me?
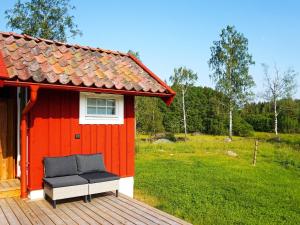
[153,138,173,144]
[227,150,238,157]
[224,137,232,142]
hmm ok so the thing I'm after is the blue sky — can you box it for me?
[1,0,299,99]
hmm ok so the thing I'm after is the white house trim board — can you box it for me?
[29,189,44,200]
[119,176,134,198]
[16,87,21,177]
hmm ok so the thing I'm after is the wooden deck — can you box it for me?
[0,193,192,225]
[0,179,20,198]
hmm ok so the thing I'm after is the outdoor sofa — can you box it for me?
[43,153,119,208]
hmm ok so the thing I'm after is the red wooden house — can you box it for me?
[0,31,175,199]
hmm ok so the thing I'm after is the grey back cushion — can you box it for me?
[76,154,106,174]
[44,155,78,178]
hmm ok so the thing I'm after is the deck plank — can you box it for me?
[35,200,66,225]
[0,206,9,225]
[98,196,148,225]
[58,204,89,225]
[90,199,135,225]
[5,198,32,225]
[0,179,19,190]
[120,194,191,225]
[102,196,158,225]
[105,195,169,225]
[72,201,112,225]
[115,196,179,225]
[0,194,191,225]
[0,179,20,199]
[63,202,100,225]
[14,198,44,225]
[79,200,123,225]
[39,200,78,225]
[27,200,56,225]
[0,198,21,225]
[1,181,10,189]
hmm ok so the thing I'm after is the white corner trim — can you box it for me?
[29,189,45,200]
[16,87,21,178]
[79,92,124,124]
[119,176,134,198]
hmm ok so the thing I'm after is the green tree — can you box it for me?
[208,25,255,140]
[170,67,198,141]
[136,97,164,136]
[241,99,300,134]
[5,0,81,41]
[278,99,300,133]
[262,64,298,135]
[130,50,165,136]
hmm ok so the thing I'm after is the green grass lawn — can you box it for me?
[134,133,300,225]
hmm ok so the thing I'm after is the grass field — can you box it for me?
[134,133,300,225]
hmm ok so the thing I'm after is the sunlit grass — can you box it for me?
[134,132,300,225]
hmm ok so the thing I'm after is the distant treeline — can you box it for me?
[136,86,300,136]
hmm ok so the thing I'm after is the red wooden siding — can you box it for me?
[28,89,135,191]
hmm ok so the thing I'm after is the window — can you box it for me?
[86,98,116,116]
[79,92,124,124]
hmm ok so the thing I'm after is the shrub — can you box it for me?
[165,133,177,142]
[233,117,254,137]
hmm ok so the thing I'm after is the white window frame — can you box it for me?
[79,92,124,124]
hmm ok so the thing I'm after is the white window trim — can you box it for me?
[79,92,124,124]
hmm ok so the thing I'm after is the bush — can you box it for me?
[244,114,273,132]
[233,117,254,137]
[165,133,177,142]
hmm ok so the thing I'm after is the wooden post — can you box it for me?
[253,140,258,166]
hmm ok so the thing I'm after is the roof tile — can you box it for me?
[46,71,58,83]
[0,31,172,94]
[59,73,70,84]
[32,69,45,82]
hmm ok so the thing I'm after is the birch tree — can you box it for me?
[262,64,298,135]
[170,67,197,141]
[208,25,255,140]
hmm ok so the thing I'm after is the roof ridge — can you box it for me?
[0,31,128,56]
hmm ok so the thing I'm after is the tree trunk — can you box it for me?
[152,108,155,137]
[274,99,278,136]
[182,89,187,141]
[229,104,233,140]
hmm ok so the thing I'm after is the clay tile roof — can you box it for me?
[0,31,175,95]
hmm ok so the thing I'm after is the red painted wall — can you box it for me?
[28,89,135,191]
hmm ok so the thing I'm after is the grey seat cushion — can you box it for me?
[43,175,88,188]
[79,171,119,184]
[44,155,78,178]
[76,154,106,174]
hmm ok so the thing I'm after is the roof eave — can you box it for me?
[1,79,175,100]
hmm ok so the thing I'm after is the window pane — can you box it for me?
[107,107,116,115]
[87,98,96,106]
[87,106,97,114]
[97,99,106,107]
[107,99,116,107]
[97,107,106,115]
